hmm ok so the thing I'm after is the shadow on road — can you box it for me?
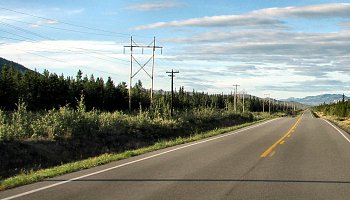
[45,179,350,184]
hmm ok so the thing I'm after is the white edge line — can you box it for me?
[323,119,350,143]
[1,118,279,200]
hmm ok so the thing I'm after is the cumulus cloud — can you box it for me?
[126,1,184,11]
[135,3,350,30]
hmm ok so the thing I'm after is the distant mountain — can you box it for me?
[282,94,349,106]
[0,57,31,73]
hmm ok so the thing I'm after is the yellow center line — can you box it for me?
[280,141,285,144]
[269,151,276,157]
[260,114,303,158]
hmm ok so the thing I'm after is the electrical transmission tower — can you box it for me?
[166,69,179,116]
[124,36,163,111]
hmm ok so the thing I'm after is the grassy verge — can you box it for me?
[313,111,350,134]
[0,116,275,191]
[310,110,320,118]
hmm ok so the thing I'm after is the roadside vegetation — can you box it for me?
[0,116,278,191]
[313,98,350,133]
[0,97,270,180]
[0,65,294,190]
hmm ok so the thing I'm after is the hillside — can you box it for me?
[0,57,31,73]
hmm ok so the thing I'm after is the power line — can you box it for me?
[0,21,53,40]
[0,29,37,41]
[0,40,129,66]
[0,6,151,38]
[0,34,129,76]
[24,50,66,63]
[0,8,153,67]
[21,50,122,77]
[0,36,31,42]
[1,17,122,38]
[0,7,162,84]
[0,22,130,65]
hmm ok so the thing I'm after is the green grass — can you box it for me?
[0,117,274,191]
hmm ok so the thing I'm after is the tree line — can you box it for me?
[0,64,295,113]
[314,96,350,117]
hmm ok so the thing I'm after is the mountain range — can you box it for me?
[0,57,31,73]
[282,94,349,106]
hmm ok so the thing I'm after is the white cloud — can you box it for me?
[0,14,20,21]
[160,29,350,91]
[127,1,184,11]
[340,22,350,30]
[135,15,284,30]
[135,3,350,30]
[252,3,350,18]
[66,8,85,15]
[31,20,59,28]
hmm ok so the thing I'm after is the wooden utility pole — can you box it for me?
[233,84,240,112]
[242,90,245,113]
[262,98,264,113]
[166,69,179,116]
[124,36,162,111]
[264,94,270,115]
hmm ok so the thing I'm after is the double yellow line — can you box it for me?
[260,114,303,158]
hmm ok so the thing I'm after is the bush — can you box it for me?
[31,106,75,140]
[0,100,33,140]
[0,100,259,142]
[0,102,267,180]
[0,110,8,140]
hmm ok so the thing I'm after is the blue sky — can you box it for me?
[1,0,350,99]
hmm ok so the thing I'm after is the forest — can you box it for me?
[0,64,293,114]
[313,96,350,118]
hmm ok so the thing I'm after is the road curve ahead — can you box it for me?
[1,110,350,200]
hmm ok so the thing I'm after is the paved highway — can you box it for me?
[1,110,350,199]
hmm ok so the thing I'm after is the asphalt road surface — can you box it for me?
[1,110,350,200]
